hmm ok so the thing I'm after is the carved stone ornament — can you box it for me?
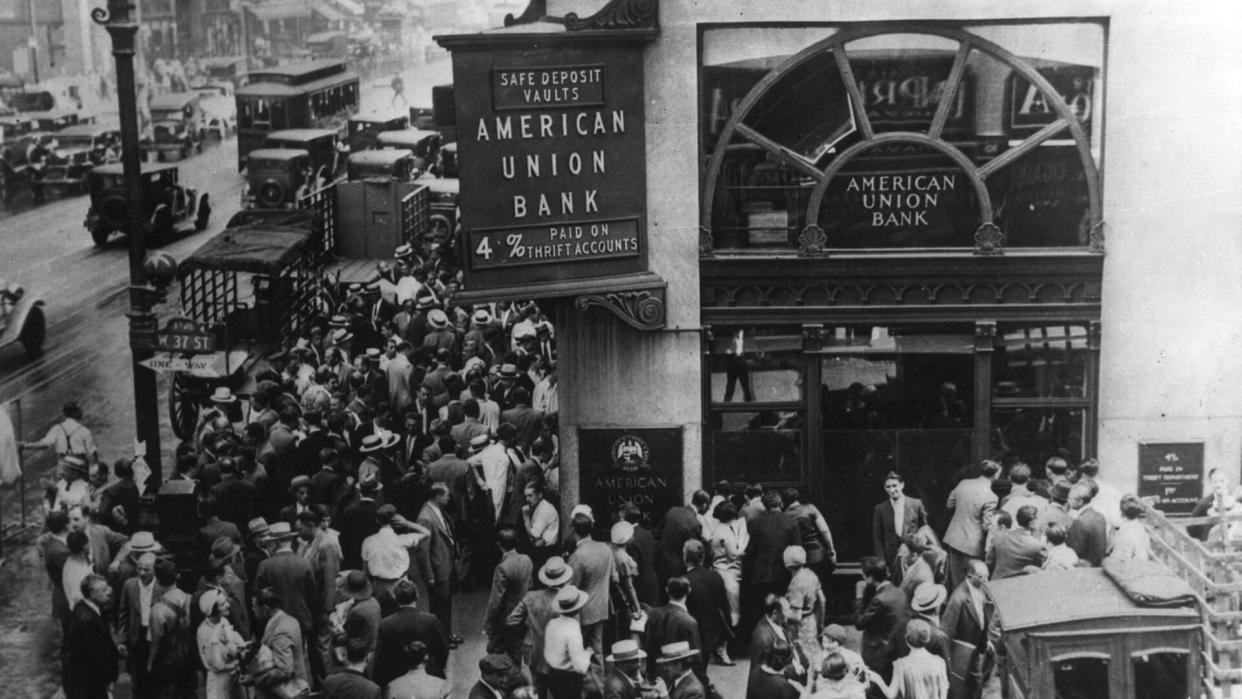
[798,224,828,257]
[974,321,997,351]
[506,0,659,31]
[974,222,1005,256]
[575,287,666,331]
[699,226,714,257]
[1088,220,1105,254]
[802,324,824,351]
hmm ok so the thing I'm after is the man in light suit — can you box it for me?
[987,505,1047,579]
[483,526,533,657]
[116,552,158,699]
[942,560,994,699]
[417,481,461,646]
[871,471,928,577]
[943,460,1000,593]
[249,587,310,693]
[1067,479,1109,566]
[568,511,615,663]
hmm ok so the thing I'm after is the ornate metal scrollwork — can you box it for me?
[798,225,827,257]
[699,226,714,257]
[564,0,658,31]
[90,6,112,24]
[974,223,1005,256]
[576,287,665,331]
[504,0,547,26]
[1088,221,1105,254]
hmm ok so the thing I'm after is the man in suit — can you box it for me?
[484,526,533,657]
[643,577,701,681]
[988,505,1048,578]
[417,481,461,646]
[604,639,649,699]
[656,642,706,699]
[854,556,909,683]
[338,475,383,570]
[250,587,311,694]
[280,475,314,524]
[748,594,795,685]
[500,388,545,450]
[746,642,800,699]
[469,654,523,699]
[427,438,472,527]
[65,574,120,699]
[254,522,319,646]
[683,540,731,669]
[566,511,614,664]
[942,560,994,699]
[1067,479,1109,566]
[98,458,141,534]
[374,579,450,686]
[872,471,929,576]
[943,460,1000,593]
[506,556,573,699]
[657,495,705,583]
[745,491,800,633]
[42,511,72,630]
[322,638,382,699]
[116,552,158,699]
[210,458,257,531]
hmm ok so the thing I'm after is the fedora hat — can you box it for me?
[340,569,373,600]
[209,387,238,404]
[538,556,574,587]
[266,521,297,541]
[128,531,158,553]
[209,536,241,564]
[497,363,520,379]
[357,470,383,494]
[248,517,270,539]
[911,583,948,613]
[288,474,312,494]
[610,521,634,546]
[606,639,647,663]
[428,309,449,329]
[359,431,399,453]
[655,641,698,664]
[554,585,589,615]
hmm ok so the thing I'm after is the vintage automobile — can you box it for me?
[347,112,409,152]
[263,128,341,181]
[30,112,80,133]
[345,148,417,182]
[199,56,249,88]
[376,128,442,174]
[189,81,237,140]
[0,279,46,357]
[40,123,120,193]
[84,162,211,246]
[0,120,40,200]
[242,148,316,209]
[987,567,1200,699]
[438,141,458,178]
[142,92,205,161]
[417,173,459,243]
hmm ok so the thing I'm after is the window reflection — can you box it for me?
[710,411,803,482]
[708,327,803,402]
[994,325,1088,398]
[991,407,1083,475]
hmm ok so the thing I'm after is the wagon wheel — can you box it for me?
[168,372,202,440]
[19,306,45,357]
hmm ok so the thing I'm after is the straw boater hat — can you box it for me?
[655,641,699,664]
[393,243,415,260]
[340,570,373,600]
[128,531,159,553]
[328,314,350,330]
[331,328,354,345]
[428,309,449,329]
[911,583,948,614]
[209,536,241,565]
[210,387,238,404]
[266,521,297,541]
[469,433,491,453]
[288,475,312,495]
[415,292,436,310]
[497,363,520,379]
[60,455,89,476]
[538,556,574,587]
[606,639,647,663]
[364,348,382,363]
[611,521,635,547]
[472,308,492,325]
[554,585,589,615]
[359,431,399,453]
[570,504,594,523]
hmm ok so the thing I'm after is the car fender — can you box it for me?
[0,296,45,349]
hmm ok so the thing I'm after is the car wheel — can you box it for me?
[90,223,110,247]
[19,306,45,357]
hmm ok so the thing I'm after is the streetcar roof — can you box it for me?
[236,71,359,98]
[266,129,338,143]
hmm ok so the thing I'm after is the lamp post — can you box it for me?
[92,0,163,485]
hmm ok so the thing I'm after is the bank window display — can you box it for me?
[701,22,1104,251]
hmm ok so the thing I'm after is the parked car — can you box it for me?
[190,81,237,140]
[346,148,417,182]
[263,128,342,181]
[347,112,408,152]
[142,92,205,161]
[41,123,120,193]
[242,148,316,209]
[84,162,210,246]
[417,172,459,243]
[376,128,443,174]
[198,56,249,88]
[0,279,46,357]
[438,141,458,178]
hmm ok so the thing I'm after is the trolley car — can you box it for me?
[235,59,360,170]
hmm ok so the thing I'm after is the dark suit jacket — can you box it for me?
[484,550,533,636]
[745,509,800,585]
[416,502,457,586]
[604,668,644,699]
[1067,507,1109,566]
[338,498,381,571]
[310,467,344,507]
[43,535,71,620]
[657,506,702,581]
[98,478,140,533]
[872,496,928,569]
[426,454,472,525]
[255,549,319,631]
[628,525,660,606]
[988,528,1047,579]
[669,671,706,699]
[65,600,119,691]
[210,477,256,534]
[748,617,787,681]
[746,668,800,699]
[854,581,909,674]
[684,566,731,661]
[373,607,449,685]
[941,580,994,694]
[500,405,544,448]
[297,430,333,479]
[322,668,381,699]
[117,576,155,648]
[644,603,700,679]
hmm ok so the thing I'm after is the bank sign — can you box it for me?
[452,48,648,287]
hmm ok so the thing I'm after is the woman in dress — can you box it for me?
[706,500,748,630]
[783,545,824,661]
[197,589,247,699]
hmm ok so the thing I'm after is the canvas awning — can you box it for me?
[245,0,311,22]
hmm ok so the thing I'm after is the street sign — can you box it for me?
[154,317,216,354]
[138,353,216,373]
